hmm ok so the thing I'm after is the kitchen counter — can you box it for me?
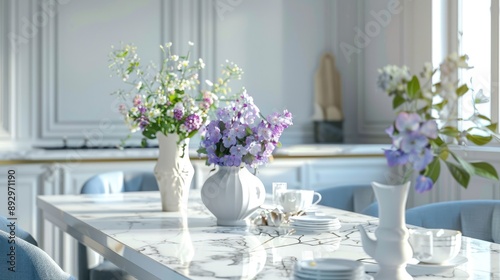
[0,144,387,164]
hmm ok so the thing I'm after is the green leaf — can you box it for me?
[449,151,475,175]
[276,142,282,148]
[434,136,445,146]
[439,148,449,161]
[141,138,148,147]
[470,162,499,180]
[445,162,471,188]
[116,50,128,58]
[407,76,421,100]
[197,147,207,155]
[440,126,460,137]
[466,133,493,145]
[393,95,405,109]
[478,114,491,121]
[433,100,448,111]
[486,123,498,132]
[424,157,441,183]
[245,126,253,135]
[456,84,469,97]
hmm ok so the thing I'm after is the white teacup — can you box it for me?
[409,228,462,264]
[277,190,322,213]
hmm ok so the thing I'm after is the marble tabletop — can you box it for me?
[37,191,500,280]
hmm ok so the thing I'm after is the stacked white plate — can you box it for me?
[289,215,341,232]
[293,258,373,280]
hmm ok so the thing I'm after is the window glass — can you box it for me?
[459,0,491,130]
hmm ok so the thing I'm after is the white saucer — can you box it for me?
[290,215,338,223]
[406,255,468,275]
[294,273,373,280]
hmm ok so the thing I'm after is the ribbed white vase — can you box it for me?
[201,166,266,226]
[154,132,194,212]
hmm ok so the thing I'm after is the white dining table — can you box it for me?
[37,190,500,280]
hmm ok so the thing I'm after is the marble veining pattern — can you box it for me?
[38,191,500,280]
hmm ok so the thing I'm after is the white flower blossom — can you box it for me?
[157,95,167,104]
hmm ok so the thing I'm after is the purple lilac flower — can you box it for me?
[174,109,183,120]
[133,95,142,106]
[415,175,433,193]
[184,114,202,132]
[257,123,272,141]
[216,108,232,123]
[173,103,185,120]
[201,91,214,109]
[395,112,421,132]
[399,132,429,153]
[223,154,242,167]
[222,135,236,148]
[230,123,247,139]
[139,116,149,129]
[384,149,409,167]
[247,142,262,156]
[230,145,248,158]
[206,122,222,142]
[385,124,395,136]
[420,120,438,139]
[267,112,281,125]
[199,91,292,168]
[262,142,275,158]
[137,105,147,114]
[282,110,293,127]
[410,148,434,171]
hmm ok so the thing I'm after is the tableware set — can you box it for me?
[408,228,462,264]
[276,189,323,213]
[293,258,373,280]
[290,215,341,233]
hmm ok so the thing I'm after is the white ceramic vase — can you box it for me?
[201,166,266,226]
[357,181,413,280]
[154,132,194,212]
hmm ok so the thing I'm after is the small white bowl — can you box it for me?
[409,229,462,264]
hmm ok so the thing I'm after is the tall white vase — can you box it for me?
[201,166,266,226]
[154,132,194,212]
[357,181,413,280]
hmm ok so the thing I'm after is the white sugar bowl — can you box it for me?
[409,228,462,264]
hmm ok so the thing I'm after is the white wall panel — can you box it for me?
[40,0,164,140]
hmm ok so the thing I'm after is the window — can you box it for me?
[434,0,500,134]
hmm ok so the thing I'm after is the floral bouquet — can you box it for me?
[109,42,243,147]
[378,53,498,192]
[197,91,293,169]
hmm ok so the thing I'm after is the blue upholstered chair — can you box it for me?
[0,216,38,246]
[405,200,500,243]
[79,171,158,280]
[317,185,375,214]
[0,219,75,280]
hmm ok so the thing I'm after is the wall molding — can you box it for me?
[39,0,170,140]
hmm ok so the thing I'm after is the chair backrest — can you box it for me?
[80,171,158,194]
[0,230,75,280]
[405,200,500,243]
[0,216,38,247]
[317,185,375,213]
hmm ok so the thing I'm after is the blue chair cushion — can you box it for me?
[0,230,75,280]
[0,216,38,247]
